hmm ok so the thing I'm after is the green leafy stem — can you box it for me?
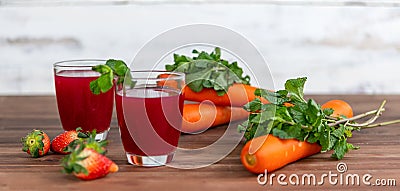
[165,47,250,96]
[89,59,131,95]
[238,77,400,160]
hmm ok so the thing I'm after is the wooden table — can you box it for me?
[1,95,399,190]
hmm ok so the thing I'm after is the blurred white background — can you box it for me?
[1,0,400,95]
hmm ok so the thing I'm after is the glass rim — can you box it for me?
[53,59,107,68]
[129,70,185,81]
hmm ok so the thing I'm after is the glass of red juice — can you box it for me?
[54,60,114,141]
[116,70,185,166]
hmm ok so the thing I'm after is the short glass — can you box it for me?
[116,71,185,166]
[53,60,114,141]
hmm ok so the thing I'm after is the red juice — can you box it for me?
[55,70,114,132]
[116,87,183,156]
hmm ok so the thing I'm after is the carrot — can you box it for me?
[241,135,322,174]
[157,73,183,90]
[321,99,353,118]
[158,74,266,106]
[184,83,268,107]
[182,103,249,133]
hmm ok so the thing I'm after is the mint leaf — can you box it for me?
[104,59,131,85]
[89,59,130,95]
[90,65,113,95]
[97,73,114,93]
[104,59,122,70]
[92,64,112,74]
[89,80,101,95]
[108,60,129,76]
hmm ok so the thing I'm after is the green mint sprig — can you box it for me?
[165,47,250,96]
[238,77,392,160]
[89,59,131,95]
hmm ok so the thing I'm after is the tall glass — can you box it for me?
[54,60,114,141]
[116,71,185,166]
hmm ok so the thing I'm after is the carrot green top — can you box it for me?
[165,47,250,96]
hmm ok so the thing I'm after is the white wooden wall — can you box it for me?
[1,1,400,95]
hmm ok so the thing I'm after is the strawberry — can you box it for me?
[21,129,50,157]
[61,130,116,180]
[51,130,80,154]
[62,147,118,180]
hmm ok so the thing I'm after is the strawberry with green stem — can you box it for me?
[21,129,50,157]
[51,128,89,154]
[61,130,118,180]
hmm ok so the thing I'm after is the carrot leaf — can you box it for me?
[165,47,250,96]
[285,77,307,103]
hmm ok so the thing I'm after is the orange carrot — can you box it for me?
[184,83,268,107]
[241,135,322,174]
[157,73,183,90]
[182,103,249,133]
[321,99,353,118]
[158,74,266,106]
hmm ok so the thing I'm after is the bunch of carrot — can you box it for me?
[159,70,335,173]
[158,74,264,133]
[240,99,400,174]
[182,80,361,174]
[160,49,396,176]
[241,100,354,174]
[159,72,379,175]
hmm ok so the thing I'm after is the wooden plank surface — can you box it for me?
[0,95,399,190]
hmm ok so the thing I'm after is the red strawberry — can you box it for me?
[61,129,116,180]
[62,148,118,180]
[51,130,79,154]
[21,129,50,157]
